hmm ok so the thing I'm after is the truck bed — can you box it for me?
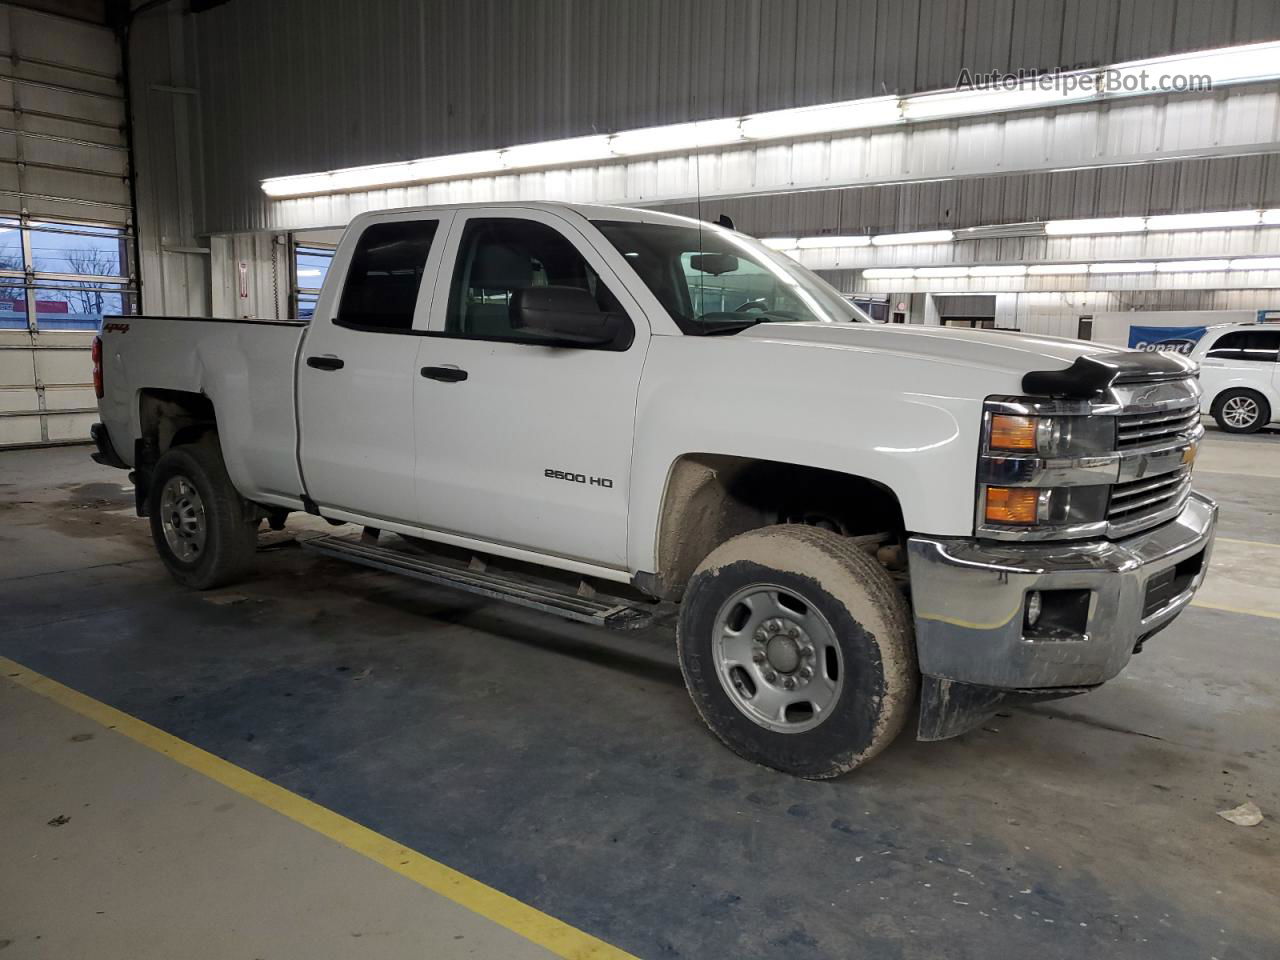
[97,315,310,511]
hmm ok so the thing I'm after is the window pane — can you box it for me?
[446,217,622,340]
[29,222,128,277]
[33,285,135,331]
[1207,330,1280,363]
[296,292,319,320]
[0,269,26,329]
[0,218,20,274]
[295,244,334,292]
[336,221,437,331]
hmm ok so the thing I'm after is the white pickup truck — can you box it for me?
[90,201,1217,778]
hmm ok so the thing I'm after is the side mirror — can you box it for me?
[512,286,629,349]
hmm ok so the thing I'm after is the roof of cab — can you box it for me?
[351,200,712,229]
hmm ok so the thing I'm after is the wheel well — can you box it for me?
[652,454,906,599]
[139,388,217,454]
[133,389,219,517]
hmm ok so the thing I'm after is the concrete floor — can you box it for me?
[1,431,1277,959]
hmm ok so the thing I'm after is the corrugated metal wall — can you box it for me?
[657,155,1280,237]
[180,0,1280,235]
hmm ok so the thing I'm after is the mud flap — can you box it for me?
[917,676,1099,741]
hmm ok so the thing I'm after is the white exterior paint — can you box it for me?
[96,201,1165,582]
[1190,323,1280,425]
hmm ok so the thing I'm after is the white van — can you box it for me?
[1191,323,1280,433]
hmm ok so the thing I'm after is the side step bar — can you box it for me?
[300,533,657,630]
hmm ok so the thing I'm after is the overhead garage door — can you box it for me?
[0,4,135,448]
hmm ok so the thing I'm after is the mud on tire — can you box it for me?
[148,439,258,590]
[676,525,917,779]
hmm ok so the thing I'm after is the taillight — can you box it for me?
[91,334,103,399]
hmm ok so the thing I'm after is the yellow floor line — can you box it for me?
[0,655,637,960]
[1190,600,1280,620]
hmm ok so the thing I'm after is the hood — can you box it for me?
[735,322,1192,396]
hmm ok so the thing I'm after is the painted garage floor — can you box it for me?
[1,434,1277,960]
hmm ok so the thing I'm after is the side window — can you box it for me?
[336,220,438,331]
[1206,330,1280,363]
[445,218,624,340]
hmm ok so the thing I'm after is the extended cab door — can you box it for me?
[412,209,649,569]
[297,212,453,522]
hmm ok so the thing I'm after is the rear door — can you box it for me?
[412,209,649,569]
[297,212,453,522]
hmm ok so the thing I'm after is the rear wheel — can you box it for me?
[1212,388,1270,434]
[148,440,258,589]
[677,525,917,779]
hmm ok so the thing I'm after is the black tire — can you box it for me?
[148,439,258,589]
[676,525,917,779]
[1211,388,1270,434]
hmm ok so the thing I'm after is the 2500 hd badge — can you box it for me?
[545,468,613,488]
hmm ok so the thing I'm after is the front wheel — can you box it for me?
[677,525,917,779]
[148,440,258,589]
[1212,388,1270,434]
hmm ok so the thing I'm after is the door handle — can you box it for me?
[421,365,468,382]
[307,355,345,371]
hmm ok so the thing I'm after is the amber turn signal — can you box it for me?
[989,414,1038,451]
[985,486,1041,525]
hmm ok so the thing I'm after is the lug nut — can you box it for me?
[801,647,814,659]
[764,670,778,683]
[784,677,796,690]
[788,626,800,639]
[752,651,766,663]
[754,629,768,643]
[799,667,812,680]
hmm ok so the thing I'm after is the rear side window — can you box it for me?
[1205,330,1280,363]
[336,220,438,331]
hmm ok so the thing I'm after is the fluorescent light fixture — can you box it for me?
[969,264,1028,277]
[609,118,743,156]
[1089,261,1156,273]
[796,235,872,249]
[871,230,954,246]
[1261,210,1280,224]
[863,267,916,279]
[1229,257,1280,270]
[1045,217,1146,235]
[761,237,798,250]
[741,97,902,141]
[1110,41,1280,94]
[502,135,613,170]
[296,268,323,277]
[1155,259,1231,272]
[1028,263,1090,274]
[904,78,1092,122]
[914,266,971,278]
[1146,210,1260,231]
[263,40,1280,199]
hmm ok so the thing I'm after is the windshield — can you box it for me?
[592,219,874,334]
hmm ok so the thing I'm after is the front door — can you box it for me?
[297,212,452,522]
[412,209,649,569]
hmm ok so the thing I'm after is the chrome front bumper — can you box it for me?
[907,492,1217,690]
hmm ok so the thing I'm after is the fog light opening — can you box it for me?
[1025,590,1043,628]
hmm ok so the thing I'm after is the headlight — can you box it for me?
[984,411,1114,457]
[978,399,1118,539]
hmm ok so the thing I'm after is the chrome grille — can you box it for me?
[1116,405,1202,448]
[1108,467,1192,525]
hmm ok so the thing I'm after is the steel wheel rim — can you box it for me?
[711,583,844,734]
[1223,396,1259,428]
[159,475,207,563]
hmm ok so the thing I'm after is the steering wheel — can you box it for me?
[735,298,771,313]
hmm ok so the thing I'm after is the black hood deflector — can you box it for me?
[1022,350,1196,400]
